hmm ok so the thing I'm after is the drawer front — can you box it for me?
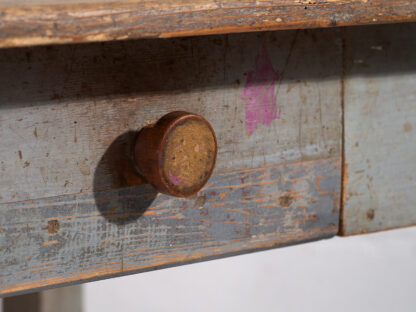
[0,29,342,295]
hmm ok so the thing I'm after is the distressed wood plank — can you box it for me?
[0,29,341,204]
[0,157,341,296]
[0,0,415,48]
[341,23,416,235]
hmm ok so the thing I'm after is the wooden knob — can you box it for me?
[134,111,217,197]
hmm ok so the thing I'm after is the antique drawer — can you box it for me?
[0,28,342,295]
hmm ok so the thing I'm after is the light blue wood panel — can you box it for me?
[342,23,416,235]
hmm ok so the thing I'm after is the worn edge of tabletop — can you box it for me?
[0,0,416,48]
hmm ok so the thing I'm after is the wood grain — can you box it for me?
[0,157,341,296]
[341,23,416,235]
[0,0,415,48]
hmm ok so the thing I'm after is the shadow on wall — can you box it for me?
[93,130,158,225]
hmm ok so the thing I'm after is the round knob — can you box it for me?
[134,111,217,197]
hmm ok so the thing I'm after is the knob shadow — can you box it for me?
[93,130,158,225]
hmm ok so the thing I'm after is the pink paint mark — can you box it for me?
[198,144,202,151]
[169,171,187,185]
[242,44,280,135]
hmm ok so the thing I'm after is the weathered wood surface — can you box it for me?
[0,0,416,48]
[0,29,341,204]
[0,157,340,296]
[341,23,416,235]
[0,30,342,295]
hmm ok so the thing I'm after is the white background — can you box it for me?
[82,227,416,312]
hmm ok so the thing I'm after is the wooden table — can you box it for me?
[0,0,415,297]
